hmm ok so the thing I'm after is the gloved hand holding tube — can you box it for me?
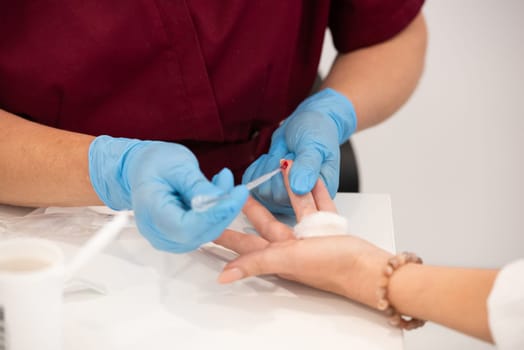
[88,136,249,253]
[243,88,357,215]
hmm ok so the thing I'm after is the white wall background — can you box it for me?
[320,1,524,349]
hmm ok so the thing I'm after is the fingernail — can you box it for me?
[280,159,289,170]
[218,267,245,284]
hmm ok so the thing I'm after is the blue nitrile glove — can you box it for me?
[243,88,357,215]
[89,136,249,253]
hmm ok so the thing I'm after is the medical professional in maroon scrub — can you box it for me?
[0,1,427,252]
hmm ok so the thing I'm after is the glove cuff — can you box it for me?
[88,135,145,210]
[295,88,357,144]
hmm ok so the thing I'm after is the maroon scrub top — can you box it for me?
[0,0,423,181]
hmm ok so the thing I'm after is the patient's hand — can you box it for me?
[214,160,394,308]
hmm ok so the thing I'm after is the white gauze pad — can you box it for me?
[293,211,349,238]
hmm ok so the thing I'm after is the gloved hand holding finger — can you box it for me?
[244,88,357,214]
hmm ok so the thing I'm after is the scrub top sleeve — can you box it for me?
[487,259,524,350]
[328,0,425,53]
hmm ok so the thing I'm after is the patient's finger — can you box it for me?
[214,229,269,255]
[217,241,294,283]
[281,160,317,221]
[312,179,337,213]
[243,196,294,242]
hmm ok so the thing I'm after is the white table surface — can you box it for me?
[0,193,402,350]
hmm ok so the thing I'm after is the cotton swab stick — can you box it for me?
[191,167,282,212]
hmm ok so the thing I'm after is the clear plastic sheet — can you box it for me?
[0,206,138,244]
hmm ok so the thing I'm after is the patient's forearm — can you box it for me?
[389,264,498,342]
[0,109,101,207]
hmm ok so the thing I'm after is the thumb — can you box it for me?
[170,165,224,203]
[289,146,323,195]
[217,247,289,283]
[211,168,235,192]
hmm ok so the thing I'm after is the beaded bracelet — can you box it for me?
[376,252,426,330]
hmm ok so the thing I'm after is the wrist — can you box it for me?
[388,263,422,314]
[295,88,357,143]
[88,135,144,210]
[342,249,394,308]
[377,253,426,329]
